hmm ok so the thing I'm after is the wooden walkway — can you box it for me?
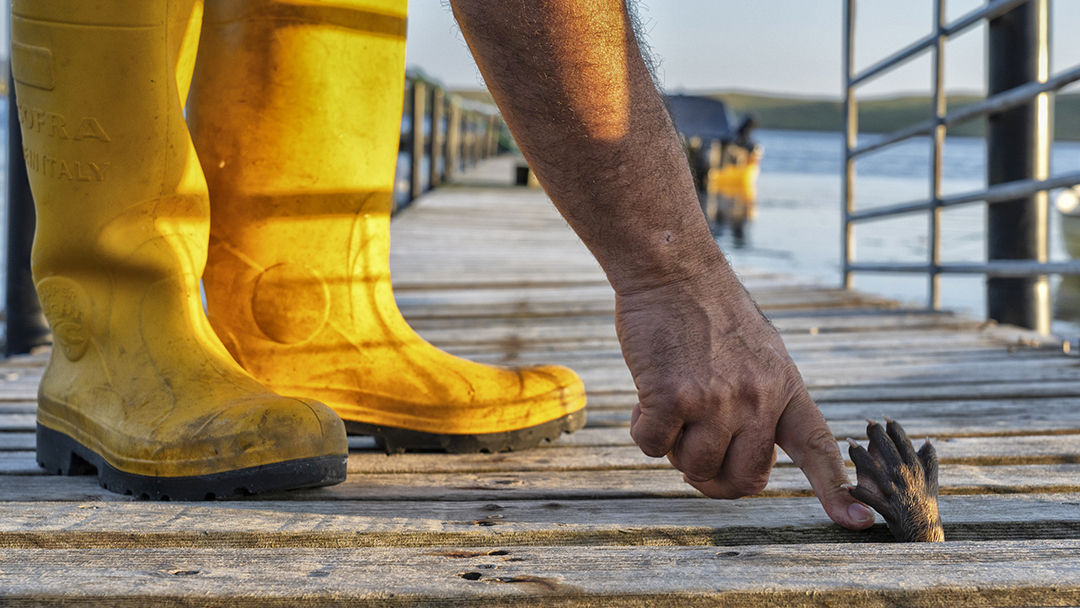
[2,156,1080,606]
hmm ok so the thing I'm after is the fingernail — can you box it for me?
[848,503,875,523]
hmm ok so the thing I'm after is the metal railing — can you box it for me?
[842,0,1080,334]
[397,74,505,210]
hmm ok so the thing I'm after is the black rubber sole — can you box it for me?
[343,409,587,454]
[37,423,347,501]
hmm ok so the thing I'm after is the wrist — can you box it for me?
[605,224,735,297]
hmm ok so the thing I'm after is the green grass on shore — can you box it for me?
[708,91,1080,141]
[452,88,1080,141]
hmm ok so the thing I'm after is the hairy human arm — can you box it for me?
[448,0,874,530]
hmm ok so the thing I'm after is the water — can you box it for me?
[717,129,1080,336]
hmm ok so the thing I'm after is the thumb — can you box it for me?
[776,388,875,530]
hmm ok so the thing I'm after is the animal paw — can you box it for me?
[844,418,944,542]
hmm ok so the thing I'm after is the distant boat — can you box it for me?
[666,94,762,202]
[667,94,761,243]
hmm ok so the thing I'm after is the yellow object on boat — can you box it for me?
[707,146,761,203]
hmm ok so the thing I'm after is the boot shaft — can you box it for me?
[12,0,209,282]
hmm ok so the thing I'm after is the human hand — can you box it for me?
[618,272,876,530]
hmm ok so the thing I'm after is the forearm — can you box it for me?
[449,0,731,295]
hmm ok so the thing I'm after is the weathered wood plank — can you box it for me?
[403,308,988,335]
[4,464,1078,502]
[0,401,38,414]
[582,396,1080,435]
[1,542,1078,607]
[570,360,1080,395]
[394,285,900,317]
[3,430,1076,476]
[1,493,1078,549]
[0,436,36,454]
[552,424,1080,449]
[0,413,35,431]
[411,321,1051,353]
[10,432,1075,477]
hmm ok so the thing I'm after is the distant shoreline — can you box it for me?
[453,88,1080,142]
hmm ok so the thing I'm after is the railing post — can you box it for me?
[446,98,461,182]
[928,0,947,310]
[410,79,426,202]
[5,76,51,356]
[464,111,475,167]
[841,0,857,291]
[430,87,444,188]
[486,114,497,157]
[986,0,1051,333]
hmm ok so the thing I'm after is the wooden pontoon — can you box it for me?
[1,156,1078,606]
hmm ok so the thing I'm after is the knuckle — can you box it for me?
[805,426,841,459]
[729,470,770,496]
[683,462,718,482]
[631,426,674,457]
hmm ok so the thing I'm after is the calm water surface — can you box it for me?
[719,128,1080,336]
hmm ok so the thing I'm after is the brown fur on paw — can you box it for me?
[845,418,944,542]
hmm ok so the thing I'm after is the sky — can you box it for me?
[406,0,1080,99]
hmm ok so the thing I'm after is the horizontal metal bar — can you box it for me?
[847,260,1080,277]
[846,263,931,274]
[850,0,1029,87]
[849,33,936,88]
[847,170,1080,224]
[943,170,1080,206]
[942,0,1030,36]
[945,63,1080,126]
[850,64,1080,160]
[849,199,933,222]
[848,121,934,159]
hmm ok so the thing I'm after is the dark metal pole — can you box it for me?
[928,0,946,310]
[841,0,856,291]
[986,0,1050,333]
[4,74,50,356]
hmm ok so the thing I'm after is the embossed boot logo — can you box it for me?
[37,276,92,361]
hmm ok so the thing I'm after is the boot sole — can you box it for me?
[344,409,587,454]
[37,423,347,501]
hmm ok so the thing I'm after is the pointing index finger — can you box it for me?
[776,387,875,530]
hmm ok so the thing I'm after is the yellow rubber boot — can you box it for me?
[188,0,586,453]
[13,0,347,499]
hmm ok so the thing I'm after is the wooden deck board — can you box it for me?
[3,494,1078,549]
[3,156,1079,605]
[2,542,1079,607]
